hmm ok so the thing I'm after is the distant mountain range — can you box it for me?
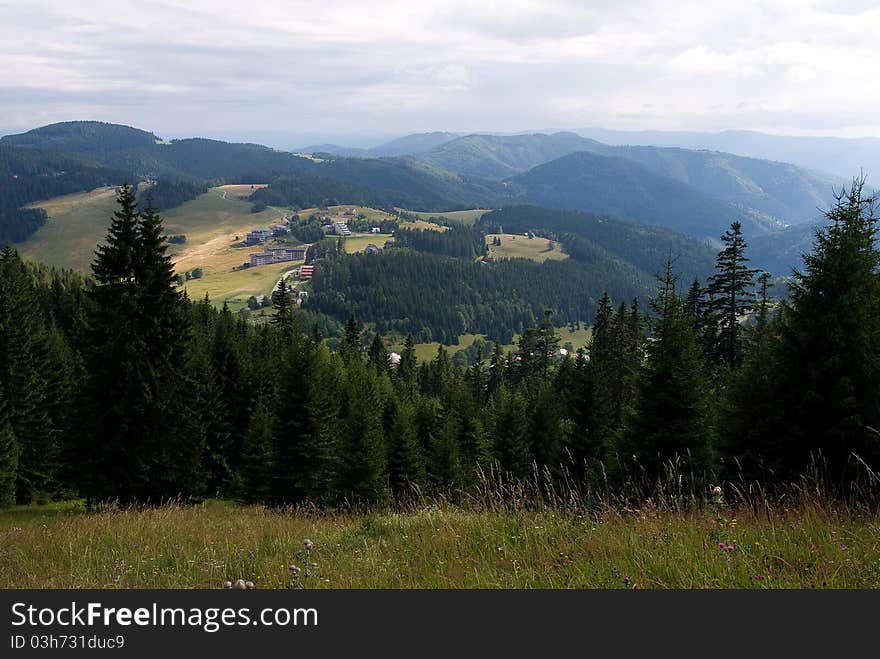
[576,127,880,183]
[1,120,856,274]
[298,132,460,158]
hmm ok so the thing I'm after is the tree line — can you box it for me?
[0,181,878,507]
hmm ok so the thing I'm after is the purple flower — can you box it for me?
[726,545,735,552]
[718,543,726,549]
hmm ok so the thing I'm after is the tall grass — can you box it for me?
[1,464,878,589]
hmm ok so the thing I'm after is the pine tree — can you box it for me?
[395,334,418,397]
[335,358,388,504]
[626,260,714,475]
[367,333,390,375]
[386,397,425,495]
[0,397,18,507]
[77,186,205,503]
[488,385,532,480]
[769,179,880,480]
[0,246,58,502]
[238,402,274,503]
[340,313,362,361]
[271,278,295,337]
[705,222,758,368]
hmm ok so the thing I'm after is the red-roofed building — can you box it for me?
[299,265,315,279]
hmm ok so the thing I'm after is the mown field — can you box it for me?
[402,208,491,225]
[20,187,120,271]
[486,233,568,263]
[1,497,877,589]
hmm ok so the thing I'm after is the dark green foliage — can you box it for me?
[138,179,209,211]
[75,186,205,504]
[480,206,716,281]
[705,222,759,368]
[625,261,714,474]
[763,180,880,481]
[0,246,62,502]
[394,225,484,259]
[238,402,274,503]
[305,248,645,343]
[0,398,18,508]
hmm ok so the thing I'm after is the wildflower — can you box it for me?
[222,581,232,589]
[726,545,735,552]
[730,519,737,527]
[289,564,301,575]
[632,583,639,590]
[245,581,255,589]
[303,539,314,551]
[712,486,722,498]
[233,579,247,590]
[718,542,726,549]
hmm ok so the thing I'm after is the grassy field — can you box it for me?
[398,219,448,232]
[20,187,120,271]
[393,326,592,363]
[486,233,568,263]
[402,209,491,225]
[19,186,301,309]
[343,234,394,254]
[1,497,877,588]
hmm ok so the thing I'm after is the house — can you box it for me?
[364,244,380,254]
[245,228,271,245]
[343,207,357,216]
[370,227,381,233]
[299,265,315,279]
[272,225,289,237]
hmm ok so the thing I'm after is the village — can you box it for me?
[238,206,390,310]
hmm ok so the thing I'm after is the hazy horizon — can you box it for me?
[3,1,880,143]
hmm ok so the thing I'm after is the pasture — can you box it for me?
[485,233,568,263]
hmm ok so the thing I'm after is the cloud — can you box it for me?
[1,0,878,140]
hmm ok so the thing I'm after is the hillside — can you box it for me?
[0,142,125,243]
[578,127,880,183]
[418,132,601,179]
[417,132,839,227]
[507,151,764,239]
[479,206,717,281]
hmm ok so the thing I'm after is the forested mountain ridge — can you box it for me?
[507,151,771,239]
[0,143,125,244]
[417,131,840,226]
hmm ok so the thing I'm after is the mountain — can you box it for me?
[0,142,125,243]
[1,122,492,210]
[254,156,503,211]
[300,132,460,158]
[508,150,767,239]
[478,206,717,282]
[416,132,839,226]
[368,132,460,157]
[418,132,601,179]
[2,120,158,154]
[577,127,880,184]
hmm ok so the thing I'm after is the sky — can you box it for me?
[2,0,880,146]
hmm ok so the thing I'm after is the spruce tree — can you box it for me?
[238,402,274,503]
[0,246,58,502]
[770,179,880,480]
[705,222,758,368]
[626,260,714,475]
[0,397,18,508]
[77,186,205,503]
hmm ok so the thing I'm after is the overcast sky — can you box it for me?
[2,0,879,146]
